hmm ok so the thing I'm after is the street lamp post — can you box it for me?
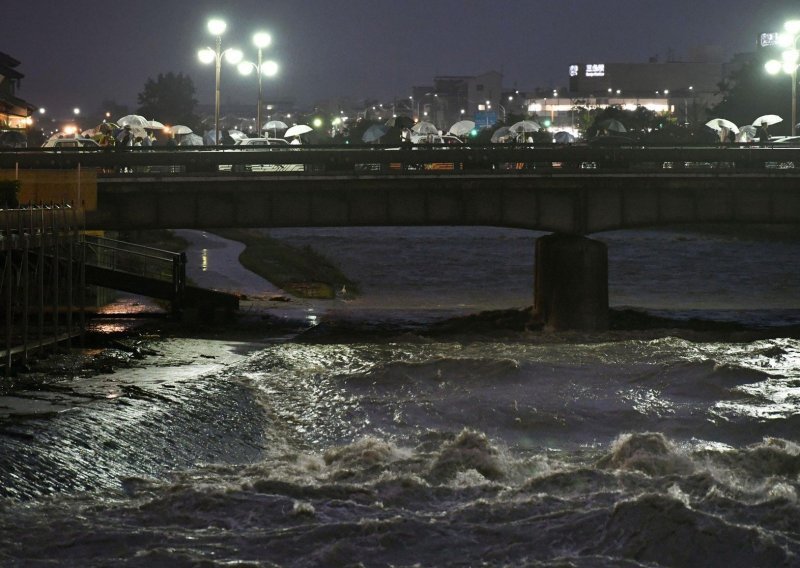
[198,18,243,145]
[252,32,274,132]
[238,42,278,135]
[766,19,800,136]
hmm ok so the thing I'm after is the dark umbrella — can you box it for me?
[554,131,576,144]
[362,124,390,143]
[385,116,414,129]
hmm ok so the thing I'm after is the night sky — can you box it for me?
[6,0,799,119]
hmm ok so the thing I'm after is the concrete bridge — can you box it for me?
[2,145,799,330]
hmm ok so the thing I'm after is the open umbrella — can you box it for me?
[752,114,782,126]
[263,120,288,131]
[145,119,165,129]
[448,120,475,136]
[130,126,147,140]
[117,114,148,128]
[597,118,627,133]
[285,124,313,138]
[554,131,576,144]
[178,133,203,146]
[264,120,288,137]
[386,116,414,129]
[509,120,541,134]
[228,130,248,141]
[705,118,738,133]
[490,126,511,143]
[362,124,389,143]
[169,124,193,135]
[412,121,438,135]
[737,125,757,142]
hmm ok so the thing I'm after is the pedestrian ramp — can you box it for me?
[83,236,238,314]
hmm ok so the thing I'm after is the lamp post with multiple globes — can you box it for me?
[765,19,800,136]
[237,32,279,134]
[198,18,243,145]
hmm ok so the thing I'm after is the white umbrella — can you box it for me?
[509,120,541,133]
[737,125,757,142]
[412,121,438,135]
[448,120,475,136]
[117,114,148,128]
[169,124,193,135]
[145,119,165,129]
[228,129,248,141]
[752,114,782,126]
[263,120,288,137]
[285,124,313,138]
[263,120,288,131]
[179,133,203,146]
[705,118,739,133]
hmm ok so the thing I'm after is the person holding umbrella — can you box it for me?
[758,121,770,144]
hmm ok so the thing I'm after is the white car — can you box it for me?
[43,137,100,148]
[222,137,300,172]
[235,138,290,146]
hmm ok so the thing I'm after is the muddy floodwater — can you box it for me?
[2,226,800,567]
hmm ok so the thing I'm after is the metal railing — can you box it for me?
[4,144,800,176]
[83,235,186,310]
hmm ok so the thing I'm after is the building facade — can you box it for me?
[526,54,725,134]
[0,52,35,130]
[412,70,503,130]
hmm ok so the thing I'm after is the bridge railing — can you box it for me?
[83,235,186,286]
[2,144,800,176]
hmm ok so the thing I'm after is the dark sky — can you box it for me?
[6,0,799,119]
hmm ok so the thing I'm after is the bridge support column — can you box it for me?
[534,233,608,331]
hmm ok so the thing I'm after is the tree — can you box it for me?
[136,72,199,128]
[709,52,793,136]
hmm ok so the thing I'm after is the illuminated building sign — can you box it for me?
[585,63,605,77]
[760,32,779,47]
[569,64,579,77]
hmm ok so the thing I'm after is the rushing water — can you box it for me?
[1,225,800,567]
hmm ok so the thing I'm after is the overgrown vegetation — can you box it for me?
[211,229,358,299]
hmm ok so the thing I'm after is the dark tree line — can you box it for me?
[136,72,200,129]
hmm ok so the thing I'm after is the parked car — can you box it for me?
[234,138,290,147]
[43,137,100,149]
[222,137,300,172]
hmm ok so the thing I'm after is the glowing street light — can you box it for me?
[766,19,800,135]
[237,31,278,133]
[198,18,243,144]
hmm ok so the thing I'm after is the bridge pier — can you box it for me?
[534,233,608,331]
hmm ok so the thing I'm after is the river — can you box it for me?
[1,225,799,567]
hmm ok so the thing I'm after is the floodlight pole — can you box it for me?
[792,66,797,136]
[214,35,222,145]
